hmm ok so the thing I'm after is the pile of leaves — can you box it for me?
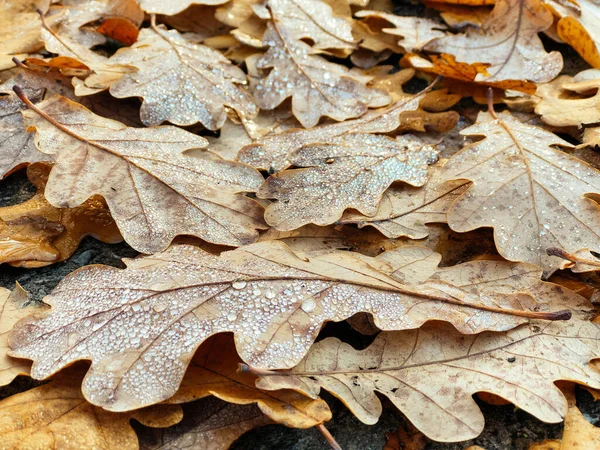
[1,0,600,448]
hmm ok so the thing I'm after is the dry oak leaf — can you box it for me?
[340,161,470,239]
[442,110,600,273]
[0,284,46,386]
[254,317,600,442]
[254,22,390,128]
[257,134,438,230]
[0,369,183,450]
[257,224,358,255]
[136,0,228,15]
[425,0,563,83]
[239,86,460,171]
[8,241,582,410]
[138,397,271,450]
[167,333,332,428]
[18,93,266,253]
[354,11,447,52]
[0,163,122,268]
[107,25,258,129]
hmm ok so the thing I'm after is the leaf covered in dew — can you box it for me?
[9,242,583,411]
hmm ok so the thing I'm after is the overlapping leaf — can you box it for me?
[137,0,228,15]
[19,94,266,253]
[9,242,582,410]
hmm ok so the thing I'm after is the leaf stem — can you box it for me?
[238,363,280,376]
[487,87,497,119]
[547,247,600,268]
[317,424,343,450]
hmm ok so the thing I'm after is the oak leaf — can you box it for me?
[253,317,600,441]
[17,92,266,253]
[253,22,390,128]
[257,134,438,230]
[442,110,600,273]
[107,24,258,129]
[425,0,563,83]
[8,242,581,410]
[0,163,122,268]
[137,0,228,15]
[0,369,183,450]
[340,161,470,239]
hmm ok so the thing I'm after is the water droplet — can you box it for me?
[232,281,247,290]
[301,298,316,313]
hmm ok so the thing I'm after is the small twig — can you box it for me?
[317,424,343,450]
[487,87,498,119]
[547,247,600,268]
[238,363,280,376]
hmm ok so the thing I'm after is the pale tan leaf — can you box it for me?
[254,22,390,128]
[8,241,583,410]
[0,369,183,450]
[354,11,447,52]
[19,93,266,253]
[257,134,438,229]
[340,162,470,239]
[254,318,600,441]
[137,0,228,15]
[239,87,460,171]
[258,224,357,254]
[139,398,271,450]
[426,0,563,83]
[108,25,258,129]
[442,110,600,273]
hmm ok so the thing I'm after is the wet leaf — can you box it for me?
[18,93,266,253]
[9,241,582,410]
[254,317,600,441]
[137,0,229,16]
[257,134,438,229]
[442,110,600,273]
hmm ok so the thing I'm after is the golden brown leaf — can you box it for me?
[0,369,183,450]
[107,24,258,129]
[383,422,428,450]
[442,110,600,273]
[18,93,266,253]
[340,161,470,239]
[258,224,357,254]
[9,241,583,410]
[137,0,228,15]
[257,134,438,229]
[425,0,563,83]
[254,317,600,441]
[0,163,122,268]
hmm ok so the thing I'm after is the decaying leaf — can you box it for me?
[425,0,563,83]
[0,163,122,268]
[137,0,229,15]
[340,161,470,239]
[0,368,183,450]
[17,93,266,253]
[254,317,600,441]
[9,241,582,410]
[138,397,271,450]
[257,134,438,229]
[107,24,258,129]
[168,333,331,428]
[355,11,447,52]
[239,85,460,171]
[0,284,45,386]
[253,22,390,128]
[442,110,600,272]
[383,422,428,450]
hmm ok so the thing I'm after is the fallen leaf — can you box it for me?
[253,317,600,441]
[425,0,563,83]
[383,422,428,450]
[138,397,271,450]
[9,241,582,410]
[253,22,390,128]
[0,368,183,450]
[18,92,266,253]
[340,161,470,239]
[107,23,258,129]
[424,2,491,30]
[0,284,46,386]
[0,163,122,268]
[258,224,357,254]
[137,0,229,15]
[257,134,438,229]
[442,110,600,273]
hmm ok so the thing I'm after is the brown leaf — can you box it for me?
[0,163,122,268]
[257,134,438,229]
[253,21,390,128]
[107,24,258,129]
[442,110,600,273]
[9,241,583,410]
[258,224,358,254]
[254,317,600,441]
[138,398,271,450]
[137,0,228,15]
[383,422,428,450]
[18,93,266,253]
[425,0,563,83]
[340,161,470,239]
[0,368,183,450]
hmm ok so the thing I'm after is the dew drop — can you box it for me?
[301,298,316,313]
[232,281,247,290]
